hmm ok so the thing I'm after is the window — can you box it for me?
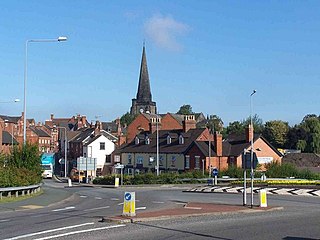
[137,156,143,164]
[114,155,120,163]
[167,135,171,144]
[106,154,111,163]
[145,136,150,145]
[96,168,102,176]
[195,156,200,169]
[179,135,184,144]
[128,154,132,164]
[185,155,190,169]
[159,155,164,166]
[100,142,105,150]
[135,136,140,145]
[149,156,154,165]
[171,156,176,167]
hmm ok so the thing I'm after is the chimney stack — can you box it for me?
[183,115,196,132]
[214,131,222,157]
[149,116,161,133]
[246,125,254,143]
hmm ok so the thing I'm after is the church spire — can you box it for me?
[136,45,152,102]
[130,44,157,115]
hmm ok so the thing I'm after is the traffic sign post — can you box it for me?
[122,192,136,217]
[212,168,218,185]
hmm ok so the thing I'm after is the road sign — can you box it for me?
[123,192,135,217]
[212,168,218,177]
[242,151,258,169]
[114,164,124,169]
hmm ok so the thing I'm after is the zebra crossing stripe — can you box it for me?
[185,186,320,197]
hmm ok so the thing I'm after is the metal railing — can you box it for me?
[0,184,41,200]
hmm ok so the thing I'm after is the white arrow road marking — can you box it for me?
[135,207,147,210]
[84,206,110,212]
[32,224,126,240]
[0,219,10,222]
[52,206,75,212]
[3,222,94,240]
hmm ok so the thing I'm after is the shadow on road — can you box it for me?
[134,222,233,240]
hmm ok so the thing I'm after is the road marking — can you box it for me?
[3,222,94,240]
[111,198,119,201]
[175,202,186,205]
[52,206,75,212]
[136,207,147,210]
[152,201,164,204]
[94,197,102,200]
[135,200,140,202]
[80,195,87,198]
[0,219,10,222]
[184,207,202,210]
[20,205,43,209]
[117,202,124,206]
[84,206,110,212]
[32,224,126,240]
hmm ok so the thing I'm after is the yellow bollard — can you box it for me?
[260,189,267,207]
[115,178,119,188]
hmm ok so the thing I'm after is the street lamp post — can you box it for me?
[250,90,256,208]
[156,114,159,176]
[56,126,67,178]
[23,37,67,144]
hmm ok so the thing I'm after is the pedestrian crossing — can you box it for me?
[184,186,320,197]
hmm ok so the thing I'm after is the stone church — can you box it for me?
[130,46,157,115]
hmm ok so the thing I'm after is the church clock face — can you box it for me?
[140,108,144,113]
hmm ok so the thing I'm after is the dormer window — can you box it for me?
[167,135,171,144]
[135,136,140,145]
[179,135,184,144]
[145,136,150,145]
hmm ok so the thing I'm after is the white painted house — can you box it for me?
[83,131,117,176]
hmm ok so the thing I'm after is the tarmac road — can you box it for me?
[0,179,319,240]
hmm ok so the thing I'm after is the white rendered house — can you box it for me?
[83,131,117,176]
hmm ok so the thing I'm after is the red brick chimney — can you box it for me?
[149,116,161,134]
[81,116,87,127]
[246,124,254,143]
[183,115,196,132]
[94,121,102,136]
[0,121,3,152]
[214,131,222,157]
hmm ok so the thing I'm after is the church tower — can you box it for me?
[130,45,157,115]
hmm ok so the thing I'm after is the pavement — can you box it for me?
[105,202,283,223]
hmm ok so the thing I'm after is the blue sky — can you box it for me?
[0,1,319,126]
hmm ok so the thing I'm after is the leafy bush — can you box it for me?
[0,143,42,187]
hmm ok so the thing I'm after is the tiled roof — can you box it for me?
[101,122,117,133]
[0,115,21,124]
[69,128,94,143]
[30,127,51,137]
[282,153,320,167]
[119,128,206,154]
[2,131,18,145]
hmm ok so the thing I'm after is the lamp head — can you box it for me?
[251,90,257,96]
[14,99,20,102]
[57,36,68,42]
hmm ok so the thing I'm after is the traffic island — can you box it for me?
[105,202,283,223]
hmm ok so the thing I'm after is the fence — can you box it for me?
[0,185,41,200]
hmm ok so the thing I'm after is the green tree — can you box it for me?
[206,115,224,133]
[225,121,245,135]
[177,104,193,115]
[263,120,289,148]
[242,114,264,134]
[301,116,320,153]
[120,112,136,127]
